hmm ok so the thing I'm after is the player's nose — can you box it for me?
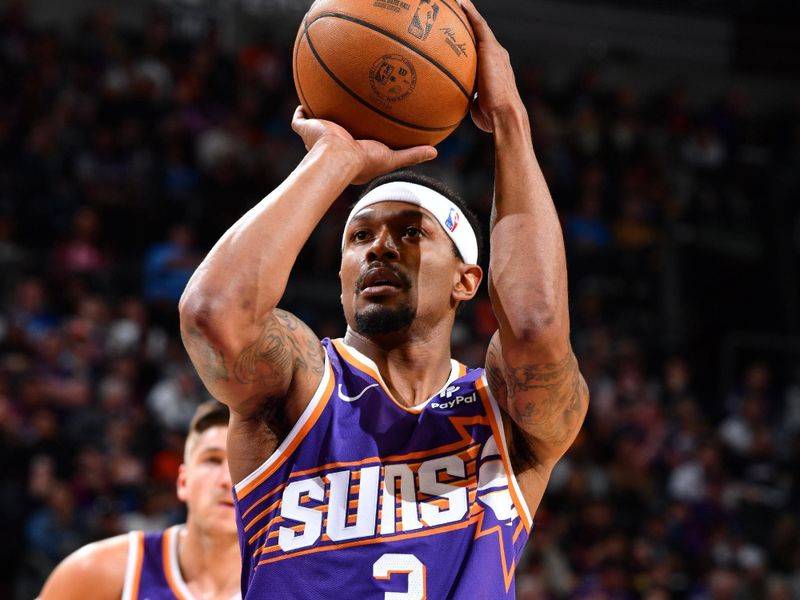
[220,460,233,490]
[366,227,399,261]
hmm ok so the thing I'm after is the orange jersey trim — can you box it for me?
[475,377,533,533]
[473,511,517,592]
[332,339,415,413]
[236,359,335,500]
[256,514,481,567]
[241,481,287,522]
[332,339,466,415]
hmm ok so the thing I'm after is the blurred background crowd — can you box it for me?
[0,0,799,598]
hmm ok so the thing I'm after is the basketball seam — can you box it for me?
[437,0,477,47]
[303,19,460,133]
[310,11,471,101]
[294,17,318,119]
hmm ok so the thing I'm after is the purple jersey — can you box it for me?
[121,525,241,600]
[233,338,532,599]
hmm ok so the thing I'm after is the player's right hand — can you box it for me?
[459,0,527,134]
[291,106,437,185]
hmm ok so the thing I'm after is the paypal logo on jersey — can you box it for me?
[441,385,459,398]
[430,386,478,410]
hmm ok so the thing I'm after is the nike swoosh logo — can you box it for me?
[338,383,379,402]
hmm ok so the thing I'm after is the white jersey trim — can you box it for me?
[166,525,195,600]
[234,350,332,494]
[121,531,139,600]
[165,525,241,600]
[480,373,534,528]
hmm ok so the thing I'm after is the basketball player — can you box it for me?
[179,1,588,598]
[39,401,241,600]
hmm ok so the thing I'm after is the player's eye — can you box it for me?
[403,226,422,239]
[204,455,223,465]
[353,230,372,242]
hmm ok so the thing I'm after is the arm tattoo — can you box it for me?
[488,336,589,460]
[485,340,507,399]
[233,309,324,387]
[184,326,230,382]
[506,348,587,446]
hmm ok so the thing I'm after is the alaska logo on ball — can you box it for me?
[369,54,417,102]
[408,0,439,41]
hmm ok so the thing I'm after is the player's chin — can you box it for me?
[354,302,415,336]
[195,509,237,535]
[208,506,238,531]
[355,295,409,314]
[209,523,239,538]
[208,499,236,522]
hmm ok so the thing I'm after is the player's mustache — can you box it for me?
[355,262,413,291]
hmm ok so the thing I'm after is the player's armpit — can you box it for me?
[485,332,589,471]
[39,535,128,600]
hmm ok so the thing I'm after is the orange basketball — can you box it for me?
[293,0,477,148]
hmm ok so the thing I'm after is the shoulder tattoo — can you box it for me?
[233,309,324,387]
[184,325,230,382]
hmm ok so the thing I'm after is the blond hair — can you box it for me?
[184,400,229,462]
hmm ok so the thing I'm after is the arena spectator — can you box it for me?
[0,2,798,598]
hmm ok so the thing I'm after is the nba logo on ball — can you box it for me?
[370,54,417,102]
[445,208,460,232]
[408,0,439,41]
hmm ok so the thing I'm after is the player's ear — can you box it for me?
[176,464,189,503]
[453,263,482,303]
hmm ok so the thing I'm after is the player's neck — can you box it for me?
[343,325,455,407]
[178,523,240,599]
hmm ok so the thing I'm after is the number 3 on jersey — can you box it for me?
[372,553,426,600]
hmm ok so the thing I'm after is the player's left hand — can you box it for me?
[291,106,437,185]
[459,0,527,133]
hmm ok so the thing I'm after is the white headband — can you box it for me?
[342,181,479,265]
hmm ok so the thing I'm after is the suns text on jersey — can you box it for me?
[277,451,478,552]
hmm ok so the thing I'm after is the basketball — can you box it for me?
[293,0,477,148]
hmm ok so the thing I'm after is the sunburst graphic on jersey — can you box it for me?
[470,433,526,592]
[476,435,519,524]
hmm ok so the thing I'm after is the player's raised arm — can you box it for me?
[461,0,588,487]
[179,109,435,477]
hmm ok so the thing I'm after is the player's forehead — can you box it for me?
[346,201,438,228]
[188,425,228,457]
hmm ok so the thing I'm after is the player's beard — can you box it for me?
[354,304,416,335]
[353,262,415,335]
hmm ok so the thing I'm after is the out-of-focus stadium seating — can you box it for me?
[0,3,798,599]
